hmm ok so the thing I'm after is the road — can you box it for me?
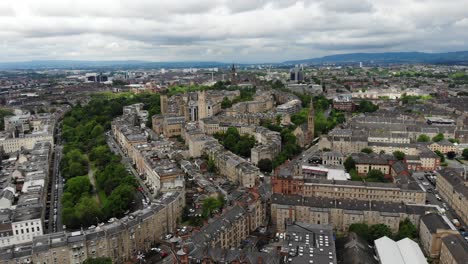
[105,131,154,202]
[46,125,64,233]
[412,171,464,227]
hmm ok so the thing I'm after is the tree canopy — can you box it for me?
[357,100,379,113]
[361,147,373,154]
[258,159,273,173]
[214,127,256,158]
[463,148,468,160]
[344,156,356,173]
[393,151,405,160]
[434,150,445,162]
[366,169,387,182]
[432,133,445,142]
[60,93,156,229]
[395,218,418,240]
[202,195,225,218]
[417,134,430,142]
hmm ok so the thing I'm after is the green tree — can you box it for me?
[370,224,393,241]
[65,176,92,203]
[367,169,386,182]
[103,185,136,218]
[221,97,232,109]
[432,133,444,142]
[448,138,460,144]
[61,206,78,228]
[207,158,216,173]
[349,223,370,241]
[344,156,356,172]
[83,257,112,264]
[75,196,102,227]
[395,218,418,240]
[314,111,328,135]
[361,147,373,154]
[258,159,273,173]
[417,134,430,142]
[463,148,468,160]
[393,151,405,160]
[202,196,224,218]
[291,108,308,126]
[447,151,456,160]
[358,100,379,113]
[434,150,445,162]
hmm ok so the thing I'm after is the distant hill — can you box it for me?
[283,51,468,65]
[0,60,229,70]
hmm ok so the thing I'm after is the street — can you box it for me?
[46,124,64,233]
[412,171,464,228]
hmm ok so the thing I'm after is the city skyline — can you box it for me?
[0,0,467,63]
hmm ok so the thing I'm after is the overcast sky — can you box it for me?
[0,0,467,63]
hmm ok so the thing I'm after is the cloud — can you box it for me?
[0,0,466,62]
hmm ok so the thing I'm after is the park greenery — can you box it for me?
[349,218,418,242]
[60,93,160,229]
[213,127,256,158]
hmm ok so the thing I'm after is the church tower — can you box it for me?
[230,64,237,85]
[198,90,207,120]
[307,99,315,144]
[160,94,168,115]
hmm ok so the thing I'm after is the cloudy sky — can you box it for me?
[0,0,467,63]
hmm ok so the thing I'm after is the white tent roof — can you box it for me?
[375,236,405,264]
[397,238,427,264]
[375,236,427,264]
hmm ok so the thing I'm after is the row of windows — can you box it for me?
[15,226,40,235]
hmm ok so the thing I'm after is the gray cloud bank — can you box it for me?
[0,0,467,63]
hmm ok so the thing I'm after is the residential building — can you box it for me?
[419,213,459,260]
[429,140,457,154]
[436,168,468,225]
[271,194,426,233]
[0,191,184,264]
[440,235,468,264]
